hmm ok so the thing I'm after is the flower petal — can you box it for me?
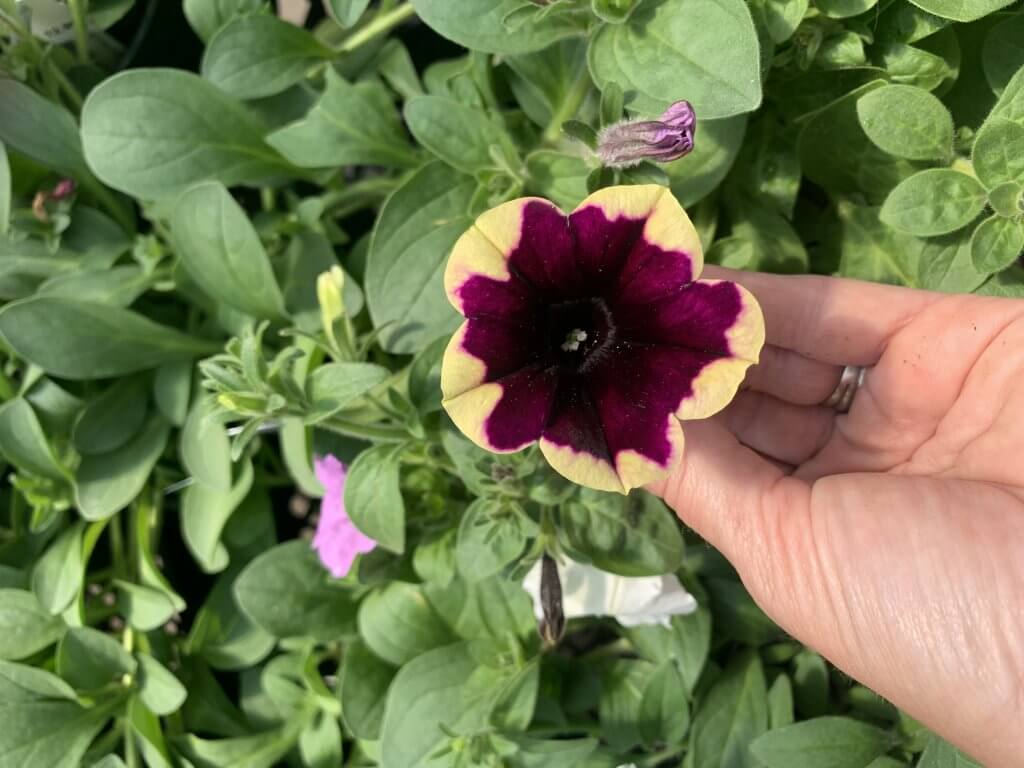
[440,317,540,400]
[443,364,558,453]
[539,378,685,493]
[570,184,703,297]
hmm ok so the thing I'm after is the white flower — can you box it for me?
[522,558,697,629]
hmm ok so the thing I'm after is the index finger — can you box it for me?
[702,267,940,365]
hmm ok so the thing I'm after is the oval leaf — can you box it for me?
[880,169,987,237]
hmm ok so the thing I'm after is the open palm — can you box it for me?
[651,267,1024,768]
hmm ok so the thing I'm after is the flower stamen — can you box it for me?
[561,329,588,352]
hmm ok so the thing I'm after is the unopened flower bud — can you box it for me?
[317,266,346,332]
[597,100,696,169]
[51,179,77,200]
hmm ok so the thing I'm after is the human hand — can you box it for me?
[649,268,1024,768]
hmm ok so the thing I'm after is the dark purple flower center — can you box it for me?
[543,297,617,371]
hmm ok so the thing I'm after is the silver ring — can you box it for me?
[824,365,865,413]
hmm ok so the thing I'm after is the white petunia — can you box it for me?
[522,558,697,629]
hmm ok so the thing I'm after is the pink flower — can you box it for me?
[312,455,376,578]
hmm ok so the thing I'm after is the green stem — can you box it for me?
[320,416,409,443]
[0,8,84,110]
[67,0,90,64]
[336,2,415,54]
[543,71,592,144]
[638,745,688,767]
[321,176,398,218]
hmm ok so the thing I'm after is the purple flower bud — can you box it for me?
[597,100,696,169]
[51,179,77,200]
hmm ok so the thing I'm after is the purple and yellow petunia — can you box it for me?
[441,185,765,494]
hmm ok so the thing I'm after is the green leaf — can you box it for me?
[901,0,1013,23]
[268,70,417,169]
[181,461,255,573]
[506,39,589,129]
[598,659,654,750]
[307,362,389,421]
[282,230,364,329]
[666,115,747,206]
[114,581,177,631]
[971,118,1024,189]
[153,361,192,428]
[919,231,989,293]
[325,0,372,26]
[129,696,175,768]
[36,266,151,307]
[982,15,1024,95]
[380,642,505,768]
[183,0,263,41]
[767,674,795,728]
[0,397,69,481]
[411,0,582,55]
[856,85,954,160]
[751,717,895,768]
[56,627,136,690]
[82,69,290,199]
[706,576,782,646]
[639,659,690,746]
[0,589,65,660]
[339,640,397,740]
[0,661,120,768]
[0,142,9,236]
[366,161,473,353]
[988,181,1024,218]
[970,214,1024,274]
[358,582,454,666]
[136,654,187,716]
[75,416,170,521]
[917,734,983,767]
[299,710,342,768]
[798,81,915,204]
[425,576,535,641]
[456,498,529,582]
[92,757,128,768]
[752,0,809,43]
[559,490,683,576]
[690,651,769,768]
[404,96,516,174]
[0,298,216,380]
[835,202,921,286]
[587,0,762,119]
[175,720,308,768]
[816,0,875,17]
[0,79,90,178]
[234,541,359,640]
[525,150,590,210]
[181,399,232,493]
[171,181,286,320]
[31,521,85,615]
[880,169,987,237]
[202,14,333,100]
[505,736,598,768]
[73,378,149,456]
[792,649,830,718]
[986,64,1024,134]
[626,576,710,692]
[344,444,405,554]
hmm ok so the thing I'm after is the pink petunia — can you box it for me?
[311,454,376,578]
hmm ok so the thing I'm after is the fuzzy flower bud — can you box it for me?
[317,265,348,349]
[597,100,696,169]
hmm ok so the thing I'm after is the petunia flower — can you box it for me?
[311,454,376,578]
[522,558,697,629]
[441,185,764,493]
[597,100,697,168]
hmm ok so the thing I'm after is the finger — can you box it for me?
[744,345,841,405]
[703,266,940,366]
[650,420,807,565]
[718,391,834,465]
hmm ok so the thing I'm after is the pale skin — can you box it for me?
[649,267,1024,768]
